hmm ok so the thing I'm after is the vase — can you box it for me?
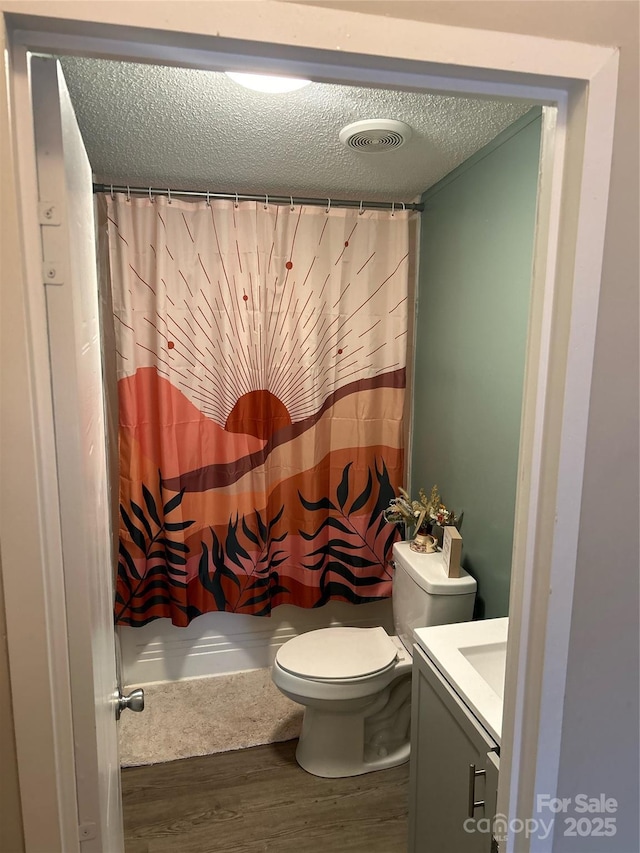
[410,520,438,553]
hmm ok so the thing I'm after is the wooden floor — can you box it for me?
[122,739,409,853]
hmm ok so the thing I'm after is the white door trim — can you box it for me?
[1,4,618,851]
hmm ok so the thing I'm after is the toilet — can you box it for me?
[271,540,477,777]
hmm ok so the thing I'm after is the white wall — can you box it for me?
[120,599,393,684]
[0,557,25,853]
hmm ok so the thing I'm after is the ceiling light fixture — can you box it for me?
[225,71,311,94]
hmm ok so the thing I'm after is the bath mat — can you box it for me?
[119,667,302,766]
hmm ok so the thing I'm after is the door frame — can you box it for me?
[0,3,618,851]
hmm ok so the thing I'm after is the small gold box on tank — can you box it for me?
[441,526,462,578]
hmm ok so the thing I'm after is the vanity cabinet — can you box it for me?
[409,644,499,853]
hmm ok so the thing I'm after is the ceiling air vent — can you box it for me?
[339,119,412,152]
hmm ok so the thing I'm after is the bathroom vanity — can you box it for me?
[409,618,508,852]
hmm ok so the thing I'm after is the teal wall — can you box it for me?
[412,109,542,619]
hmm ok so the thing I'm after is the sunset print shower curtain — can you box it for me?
[107,194,410,626]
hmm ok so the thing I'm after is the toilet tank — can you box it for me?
[392,541,477,653]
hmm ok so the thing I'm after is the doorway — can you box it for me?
[55,51,541,773]
[2,5,606,844]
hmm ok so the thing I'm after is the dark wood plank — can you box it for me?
[122,740,408,853]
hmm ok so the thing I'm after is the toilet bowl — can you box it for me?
[272,542,477,778]
[272,627,413,777]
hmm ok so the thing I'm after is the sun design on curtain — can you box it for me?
[108,194,409,626]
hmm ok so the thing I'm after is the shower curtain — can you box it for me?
[107,193,410,626]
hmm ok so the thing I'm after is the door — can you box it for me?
[31,56,124,851]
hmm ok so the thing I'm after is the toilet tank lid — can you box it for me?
[275,627,398,679]
[392,541,477,595]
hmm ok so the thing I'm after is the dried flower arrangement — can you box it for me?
[384,484,458,533]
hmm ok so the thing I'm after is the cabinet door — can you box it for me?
[409,645,498,853]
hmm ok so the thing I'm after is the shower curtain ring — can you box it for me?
[358,200,364,216]
[167,188,172,204]
[206,190,210,207]
[148,187,153,202]
[264,194,269,210]
[234,192,239,209]
[109,184,114,199]
[391,202,395,217]
[402,202,406,211]
[290,195,294,211]
[126,185,131,202]
[326,198,331,213]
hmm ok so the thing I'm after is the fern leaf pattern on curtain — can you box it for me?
[107,194,409,626]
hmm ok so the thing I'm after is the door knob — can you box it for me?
[116,687,145,720]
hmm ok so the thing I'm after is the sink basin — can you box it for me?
[413,617,508,744]
[459,641,507,698]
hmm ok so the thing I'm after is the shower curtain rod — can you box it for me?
[92,183,423,213]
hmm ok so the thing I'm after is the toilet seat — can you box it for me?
[275,626,398,681]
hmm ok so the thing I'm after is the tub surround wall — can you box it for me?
[120,599,394,685]
[412,109,542,619]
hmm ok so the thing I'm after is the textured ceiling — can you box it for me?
[60,57,532,202]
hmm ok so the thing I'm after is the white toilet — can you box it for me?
[271,540,477,777]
